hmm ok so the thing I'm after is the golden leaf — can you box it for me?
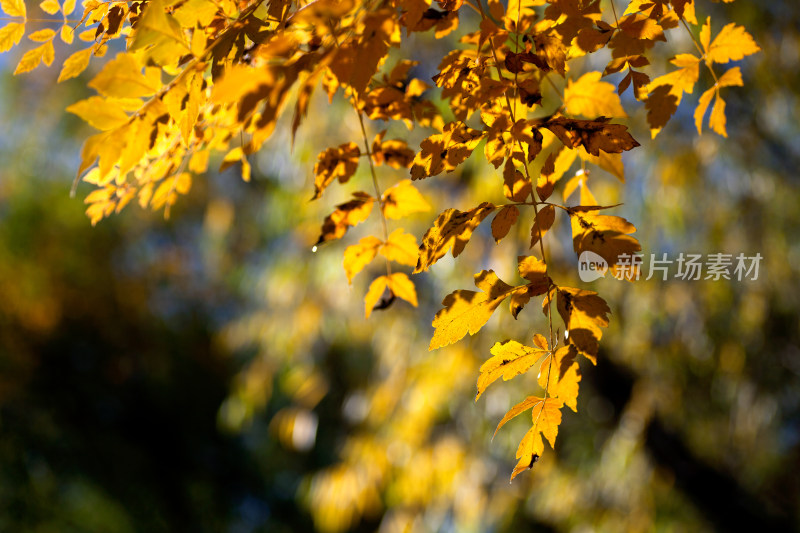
[364,276,388,318]
[381,180,430,220]
[316,192,375,245]
[88,53,161,98]
[549,287,610,362]
[313,143,361,200]
[371,132,415,169]
[530,205,555,249]
[60,24,73,44]
[343,236,382,283]
[380,228,418,267]
[14,46,44,75]
[704,20,760,64]
[415,202,494,273]
[28,28,55,42]
[503,159,531,202]
[66,96,130,130]
[564,71,626,118]
[1,0,26,17]
[39,0,60,14]
[491,205,519,244]
[476,340,547,400]
[0,22,25,53]
[429,270,523,350]
[537,344,580,412]
[509,398,563,480]
[410,122,484,180]
[569,211,641,279]
[544,117,640,156]
[386,272,418,308]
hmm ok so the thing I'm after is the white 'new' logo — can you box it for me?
[578,251,608,282]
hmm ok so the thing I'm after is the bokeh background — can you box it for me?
[1,1,799,531]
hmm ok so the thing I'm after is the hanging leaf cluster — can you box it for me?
[0,0,758,480]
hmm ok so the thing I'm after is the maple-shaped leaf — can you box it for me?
[564,71,626,118]
[380,228,419,267]
[312,142,361,200]
[429,270,525,350]
[569,211,641,279]
[415,202,495,272]
[509,398,563,480]
[537,344,580,411]
[343,235,382,283]
[546,286,610,362]
[381,180,430,220]
[316,192,375,245]
[410,122,484,180]
[702,19,760,65]
[544,117,640,156]
[476,340,548,400]
[364,272,418,317]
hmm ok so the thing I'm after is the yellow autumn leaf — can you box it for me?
[58,48,92,83]
[550,287,611,361]
[476,340,547,400]
[380,228,418,267]
[343,236,382,283]
[509,398,563,480]
[28,28,55,42]
[1,0,26,17]
[39,0,60,14]
[490,205,519,244]
[364,276,388,318]
[708,94,728,137]
[88,53,162,98]
[41,40,54,66]
[564,71,626,118]
[66,96,130,130]
[415,202,495,273]
[14,46,44,75]
[537,345,580,412]
[647,54,700,100]
[386,272,418,308]
[172,0,219,28]
[60,24,73,44]
[381,180,430,220]
[430,270,524,350]
[705,21,761,64]
[0,22,24,53]
[569,211,641,280]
